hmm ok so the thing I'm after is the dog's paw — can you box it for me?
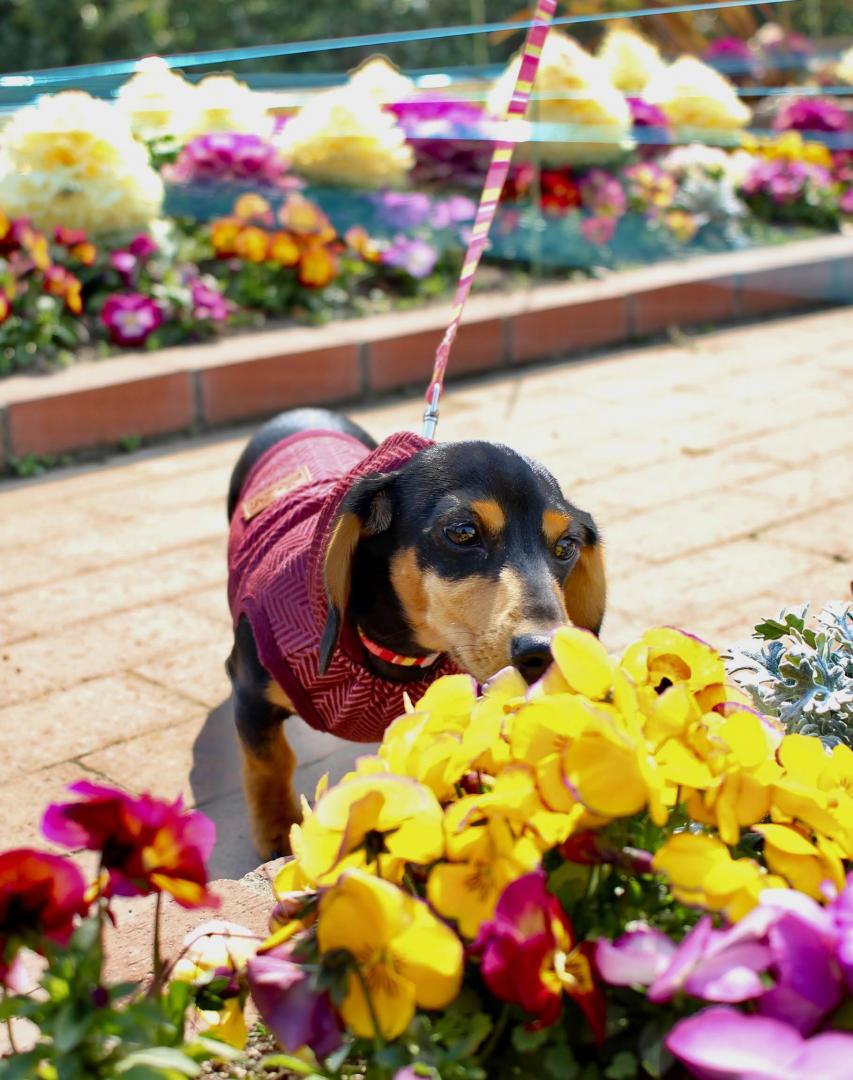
[249,795,303,862]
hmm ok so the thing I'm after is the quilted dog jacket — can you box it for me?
[228,429,460,742]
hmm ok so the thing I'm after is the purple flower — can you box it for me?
[579,170,627,217]
[100,293,164,348]
[773,97,851,135]
[611,890,844,1035]
[429,194,477,230]
[666,1007,853,1080]
[373,191,432,231]
[190,280,230,324]
[702,37,757,77]
[246,943,342,1060]
[381,236,438,279]
[165,132,295,189]
[387,97,493,187]
[741,158,831,206]
[841,187,853,215]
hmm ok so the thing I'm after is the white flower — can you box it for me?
[348,55,415,102]
[277,86,413,188]
[836,44,853,86]
[488,30,631,165]
[0,90,163,234]
[661,143,757,187]
[645,57,751,140]
[597,26,666,94]
[115,56,197,141]
[184,74,275,139]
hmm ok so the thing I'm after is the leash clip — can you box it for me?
[422,383,440,440]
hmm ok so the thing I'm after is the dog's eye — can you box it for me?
[554,535,578,561]
[444,523,480,546]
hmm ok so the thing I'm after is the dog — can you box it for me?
[226,407,606,858]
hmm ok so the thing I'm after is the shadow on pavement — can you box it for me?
[190,696,376,880]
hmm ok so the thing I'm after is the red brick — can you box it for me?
[510,296,627,365]
[7,373,195,458]
[739,260,836,317]
[201,344,360,425]
[366,317,505,393]
[632,278,736,337]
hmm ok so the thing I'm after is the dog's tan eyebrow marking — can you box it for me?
[542,509,572,544]
[471,499,506,535]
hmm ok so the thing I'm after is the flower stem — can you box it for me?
[2,990,18,1055]
[353,965,385,1055]
[477,1002,510,1064]
[152,891,164,985]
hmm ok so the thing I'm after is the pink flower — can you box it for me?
[190,280,230,324]
[471,870,605,1040]
[128,234,158,259]
[42,781,216,907]
[99,293,164,348]
[667,1007,853,1080]
[581,216,617,245]
[579,170,627,217]
[0,849,88,984]
[109,250,137,284]
[595,925,677,987]
[247,941,342,1059]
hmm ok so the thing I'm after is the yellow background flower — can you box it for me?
[597,26,666,94]
[645,57,751,140]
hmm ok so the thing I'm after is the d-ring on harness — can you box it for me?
[422,0,558,440]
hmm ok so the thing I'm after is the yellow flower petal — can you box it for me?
[551,627,614,700]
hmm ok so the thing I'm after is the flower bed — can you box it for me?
[3,603,853,1078]
[0,30,851,378]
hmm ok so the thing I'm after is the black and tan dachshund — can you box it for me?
[226,408,605,857]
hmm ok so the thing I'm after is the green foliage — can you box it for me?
[725,601,853,748]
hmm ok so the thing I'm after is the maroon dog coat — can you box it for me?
[228,429,460,742]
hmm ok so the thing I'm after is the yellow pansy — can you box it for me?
[551,626,614,700]
[295,773,443,885]
[317,870,462,1040]
[378,674,492,800]
[653,832,783,920]
[621,627,726,695]
[755,823,846,900]
[428,812,541,939]
[771,734,853,846]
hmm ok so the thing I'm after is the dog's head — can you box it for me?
[320,440,605,685]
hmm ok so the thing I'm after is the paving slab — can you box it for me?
[0,307,850,882]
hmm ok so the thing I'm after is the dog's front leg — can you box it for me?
[227,617,302,859]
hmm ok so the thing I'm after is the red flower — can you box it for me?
[540,170,582,214]
[53,226,88,247]
[471,870,606,1041]
[42,781,217,908]
[0,849,88,984]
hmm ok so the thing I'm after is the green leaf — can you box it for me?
[639,1018,675,1079]
[258,1053,320,1075]
[184,1035,243,1062]
[115,1048,201,1076]
[543,1043,580,1079]
[511,1025,549,1053]
[754,619,788,641]
[604,1050,637,1079]
[0,1049,45,1080]
[53,1002,93,1053]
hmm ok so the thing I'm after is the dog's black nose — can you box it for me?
[511,635,553,685]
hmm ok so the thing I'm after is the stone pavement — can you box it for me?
[0,308,851,882]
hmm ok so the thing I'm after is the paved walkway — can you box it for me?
[0,308,850,880]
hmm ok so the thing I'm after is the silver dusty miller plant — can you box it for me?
[725,601,853,748]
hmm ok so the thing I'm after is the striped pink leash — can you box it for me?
[423,0,557,438]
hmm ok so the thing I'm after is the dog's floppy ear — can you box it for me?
[319,472,397,673]
[564,521,607,636]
